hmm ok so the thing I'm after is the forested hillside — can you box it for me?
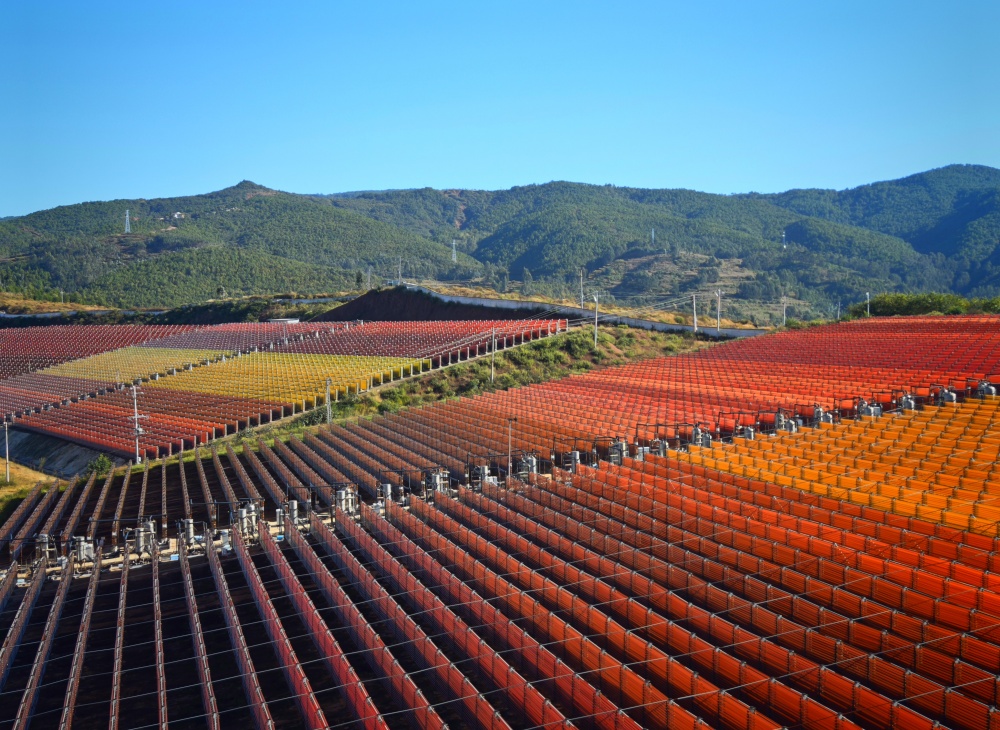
[327,164,999,319]
[0,181,479,307]
[1,166,997,318]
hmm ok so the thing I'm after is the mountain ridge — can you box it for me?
[2,165,998,318]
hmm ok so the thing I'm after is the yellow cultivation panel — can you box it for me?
[44,347,228,382]
[146,352,419,405]
[673,397,1000,536]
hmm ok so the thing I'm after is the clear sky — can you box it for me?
[1,1,997,216]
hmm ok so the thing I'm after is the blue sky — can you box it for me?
[1,1,997,216]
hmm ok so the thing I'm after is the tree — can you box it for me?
[355,270,364,288]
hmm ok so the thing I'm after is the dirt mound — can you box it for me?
[315,287,551,322]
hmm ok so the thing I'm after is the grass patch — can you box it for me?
[0,462,60,524]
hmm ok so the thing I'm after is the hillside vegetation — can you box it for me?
[0,181,479,307]
[2,165,998,318]
[847,292,1000,318]
[328,165,1000,318]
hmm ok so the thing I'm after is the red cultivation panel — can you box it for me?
[260,522,388,730]
[360,503,648,730]
[331,510,571,729]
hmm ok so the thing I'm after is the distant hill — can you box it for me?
[2,166,998,316]
[0,181,479,307]
[326,165,1000,314]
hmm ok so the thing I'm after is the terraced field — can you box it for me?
[0,315,998,729]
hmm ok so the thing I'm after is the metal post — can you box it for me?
[837,300,841,320]
[507,417,516,478]
[716,289,721,333]
[782,296,787,326]
[593,293,599,348]
[4,421,8,484]
[579,269,584,309]
[692,294,697,333]
[325,378,332,425]
[866,292,870,317]
[130,386,147,464]
[490,328,495,384]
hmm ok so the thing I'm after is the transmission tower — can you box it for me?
[125,209,131,234]
[128,385,148,464]
[452,239,457,263]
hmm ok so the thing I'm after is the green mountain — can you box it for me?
[2,166,998,317]
[0,181,480,307]
[326,165,1000,312]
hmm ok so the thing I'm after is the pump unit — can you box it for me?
[425,471,448,495]
[380,484,395,503]
[564,450,580,473]
[976,380,997,397]
[135,526,155,556]
[858,398,883,417]
[336,488,358,515]
[36,533,55,563]
[814,405,834,424]
[609,440,629,466]
[74,537,95,563]
[938,389,958,405]
[650,438,667,457]
[691,425,713,448]
[775,412,798,434]
[900,394,918,411]
[181,518,196,544]
[287,500,300,523]
[219,529,232,552]
[736,425,755,441]
[517,454,538,477]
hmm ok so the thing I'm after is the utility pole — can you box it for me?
[325,378,332,425]
[579,269,585,309]
[692,294,697,333]
[782,296,787,326]
[837,300,841,320]
[866,292,871,317]
[129,385,147,464]
[125,209,131,234]
[451,239,457,263]
[593,293,599,348]
[716,289,722,333]
[366,266,372,290]
[398,257,402,283]
[4,420,9,484]
[491,328,496,384]
[507,416,517,478]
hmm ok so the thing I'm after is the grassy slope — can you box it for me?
[0,462,61,525]
[0,292,107,314]
[239,324,709,447]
